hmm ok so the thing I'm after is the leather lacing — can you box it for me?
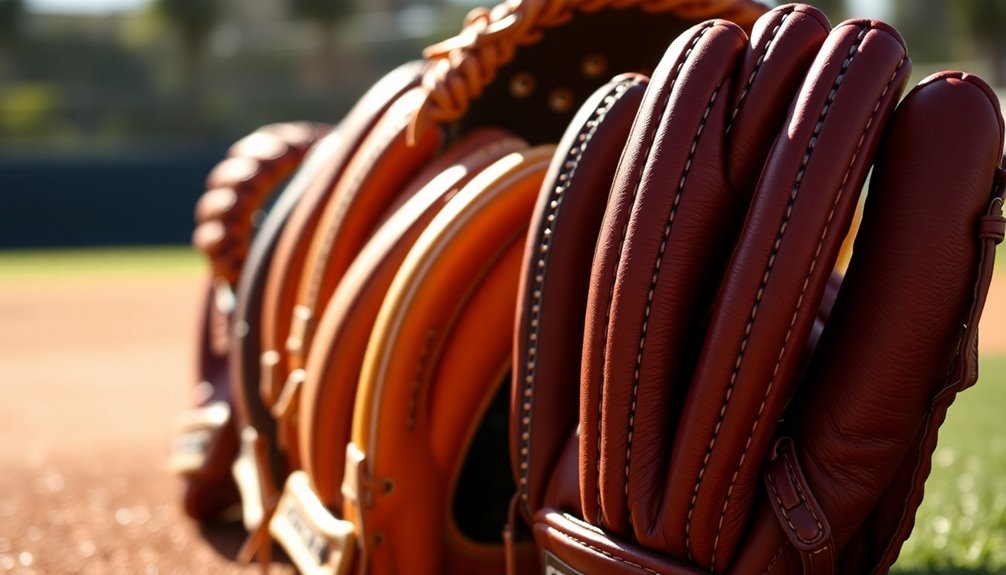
[407,0,760,142]
[194,124,326,290]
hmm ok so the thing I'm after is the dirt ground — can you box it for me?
[0,271,292,574]
[0,267,1004,575]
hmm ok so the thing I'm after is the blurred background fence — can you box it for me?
[0,0,1003,247]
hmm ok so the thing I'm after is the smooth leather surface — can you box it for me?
[580,13,846,569]
[517,5,1005,575]
[228,128,341,523]
[299,129,527,507]
[258,62,425,411]
[349,146,556,575]
[512,74,648,523]
[661,20,909,570]
[236,64,437,509]
[272,89,445,471]
[730,70,1005,575]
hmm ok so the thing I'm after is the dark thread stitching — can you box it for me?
[712,42,909,562]
[405,329,437,430]
[551,528,662,575]
[624,83,723,518]
[518,77,642,508]
[595,23,714,528]
[682,26,866,566]
[725,10,791,136]
[710,46,907,564]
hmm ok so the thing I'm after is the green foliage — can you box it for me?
[893,356,1006,573]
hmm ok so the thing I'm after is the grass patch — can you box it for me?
[0,246,204,280]
[893,355,1006,574]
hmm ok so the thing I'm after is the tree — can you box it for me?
[155,0,220,133]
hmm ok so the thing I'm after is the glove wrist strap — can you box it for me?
[763,437,835,575]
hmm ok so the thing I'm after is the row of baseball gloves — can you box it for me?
[171,1,1006,574]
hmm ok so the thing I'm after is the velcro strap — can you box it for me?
[763,437,835,574]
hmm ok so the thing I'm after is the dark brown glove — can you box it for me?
[512,4,1004,574]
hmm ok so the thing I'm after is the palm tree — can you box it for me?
[156,0,219,133]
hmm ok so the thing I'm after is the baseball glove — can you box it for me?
[511,3,1005,574]
[170,121,328,521]
[222,0,766,570]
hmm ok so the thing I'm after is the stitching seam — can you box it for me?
[596,22,714,529]
[710,47,907,565]
[518,77,642,509]
[624,83,723,519]
[873,404,937,569]
[680,26,865,566]
[405,329,437,430]
[551,527,661,575]
[764,454,824,545]
[724,9,791,135]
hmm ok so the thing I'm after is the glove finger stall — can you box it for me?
[664,20,910,571]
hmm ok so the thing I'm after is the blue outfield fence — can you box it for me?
[0,148,225,248]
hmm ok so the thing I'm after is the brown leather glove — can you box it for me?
[512,4,1004,574]
[235,0,767,572]
[170,122,328,521]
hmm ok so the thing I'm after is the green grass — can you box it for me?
[0,245,204,280]
[892,356,1006,574]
